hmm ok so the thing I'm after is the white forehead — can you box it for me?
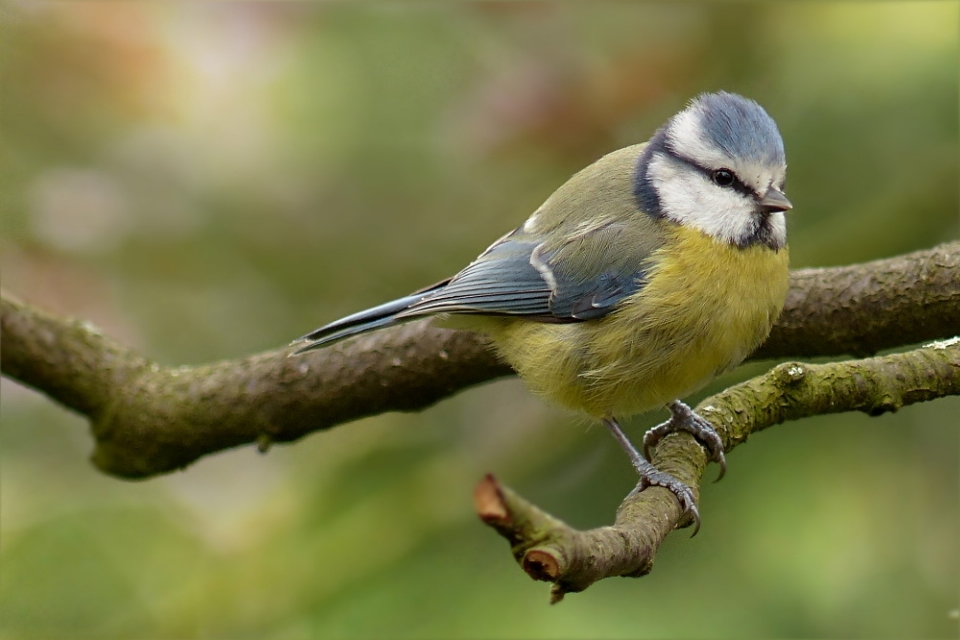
[666,104,786,192]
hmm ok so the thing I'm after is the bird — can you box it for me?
[292,91,792,534]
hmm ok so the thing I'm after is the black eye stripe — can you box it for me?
[722,173,754,198]
[665,149,756,198]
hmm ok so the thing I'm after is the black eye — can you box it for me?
[712,169,735,187]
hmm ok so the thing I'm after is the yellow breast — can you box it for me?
[479,224,790,418]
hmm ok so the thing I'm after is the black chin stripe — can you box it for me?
[736,215,785,251]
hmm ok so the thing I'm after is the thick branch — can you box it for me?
[475,339,960,603]
[1,242,958,478]
[1,293,504,477]
[754,241,960,358]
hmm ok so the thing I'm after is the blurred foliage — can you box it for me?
[1,2,958,638]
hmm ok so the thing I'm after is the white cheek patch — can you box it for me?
[647,153,759,245]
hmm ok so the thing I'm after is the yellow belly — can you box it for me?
[476,225,790,418]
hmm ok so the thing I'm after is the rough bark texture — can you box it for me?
[754,241,960,358]
[1,295,506,476]
[1,242,958,479]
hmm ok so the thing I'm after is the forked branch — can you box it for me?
[475,340,960,602]
[2,241,959,602]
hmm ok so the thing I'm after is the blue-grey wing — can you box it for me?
[398,232,552,317]
[293,221,655,352]
[399,224,647,322]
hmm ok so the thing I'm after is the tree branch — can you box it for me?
[754,241,960,358]
[474,339,960,602]
[1,242,958,479]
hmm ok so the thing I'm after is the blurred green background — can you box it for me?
[1,2,958,638]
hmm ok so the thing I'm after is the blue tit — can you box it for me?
[293,91,792,533]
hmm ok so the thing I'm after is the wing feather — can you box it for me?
[397,223,649,322]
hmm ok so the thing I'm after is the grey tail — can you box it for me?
[290,281,447,355]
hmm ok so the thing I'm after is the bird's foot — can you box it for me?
[643,400,727,481]
[603,417,701,536]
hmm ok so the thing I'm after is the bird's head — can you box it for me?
[635,91,791,250]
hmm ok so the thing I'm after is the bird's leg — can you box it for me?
[643,400,727,481]
[602,416,700,535]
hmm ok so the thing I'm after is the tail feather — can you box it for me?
[291,285,444,354]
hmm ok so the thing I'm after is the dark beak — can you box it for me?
[757,188,793,214]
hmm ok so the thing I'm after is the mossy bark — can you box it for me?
[476,343,960,602]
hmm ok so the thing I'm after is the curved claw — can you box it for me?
[693,423,726,481]
[687,504,702,537]
[713,449,727,483]
[677,486,701,537]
